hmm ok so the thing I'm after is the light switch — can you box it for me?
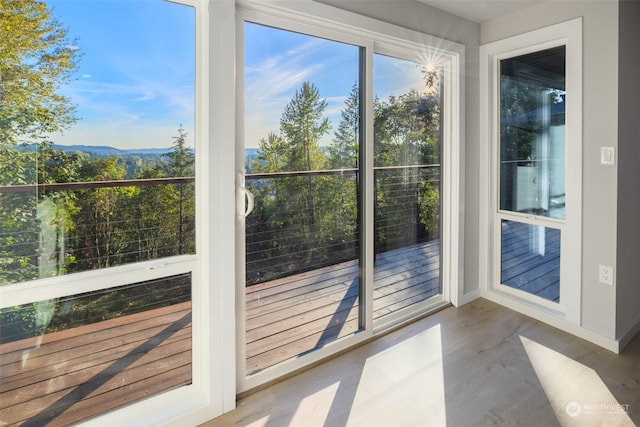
[600,147,615,166]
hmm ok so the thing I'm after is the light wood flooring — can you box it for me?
[203,298,640,427]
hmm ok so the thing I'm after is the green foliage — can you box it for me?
[0,273,191,344]
[246,76,443,284]
[0,0,80,145]
[329,82,359,169]
[0,128,195,285]
[280,82,330,172]
[164,125,194,177]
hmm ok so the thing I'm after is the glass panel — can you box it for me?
[501,220,560,302]
[244,23,361,375]
[500,46,566,220]
[372,54,442,322]
[0,0,196,286]
[0,274,192,425]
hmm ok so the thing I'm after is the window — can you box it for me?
[0,1,203,424]
[237,2,463,391]
[242,22,363,376]
[373,53,443,325]
[479,18,582,322]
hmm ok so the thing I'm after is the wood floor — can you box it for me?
[203,298,640,427]
[246,241,441,374]
[0,302,192,427]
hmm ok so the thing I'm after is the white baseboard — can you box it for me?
[480,290,620,353]
[455,288,481,307]
[618,315,640,351]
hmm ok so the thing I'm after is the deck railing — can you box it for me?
[0,177,195,286]
[1,164,439,287]
[244,164,440,285]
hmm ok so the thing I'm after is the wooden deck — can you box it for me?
[0,302,191,427]
[245,240,441,374]
[246,223,562,374]
[0,224,562,424]
[500,220,561,302]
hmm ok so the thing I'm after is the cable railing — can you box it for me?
[0,177,195,286]
[1,165,440,288]
[244,164,440,286]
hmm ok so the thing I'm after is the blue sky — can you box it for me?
[47,1,427,150]
[244,22,427,149]
[48,0,195,149]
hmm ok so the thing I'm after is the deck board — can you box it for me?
[246,225,561,374]
[0,302,192,426]
[500,221,561,302]
[245,240,442,374]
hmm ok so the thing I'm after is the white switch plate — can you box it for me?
[599,264,614,286]
[600,147,615,165]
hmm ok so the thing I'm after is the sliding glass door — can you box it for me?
[236,4,462,388]
[372,53,443,325]
[240,22,362,376]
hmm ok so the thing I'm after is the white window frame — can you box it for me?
[479,18,583,324]
[235,0,464,393]
[0,0,237,425]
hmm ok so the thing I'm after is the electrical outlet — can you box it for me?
[599,264,614,286]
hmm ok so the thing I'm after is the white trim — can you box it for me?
[208,0,238,418]
[618,313,640,351]
[2,1,235,425]
[459,289,482,306]
[479,19,583,325]
[480,290,619,353]
[235,0,464,393]
[0,255,196,308]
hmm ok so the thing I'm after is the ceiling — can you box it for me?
[416,0,544,23]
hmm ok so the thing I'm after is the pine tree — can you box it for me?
[279,82,330,245]
[330,82,359,169]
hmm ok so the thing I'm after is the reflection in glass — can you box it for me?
[500,46,566,219]
[372,54,442,322]
[0,1,196,286]
[0,274,192,425]
[501,220,560,302]
[243,23,361,375]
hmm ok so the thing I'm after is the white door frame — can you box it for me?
[234,0,464,393]
[479,18,583,324]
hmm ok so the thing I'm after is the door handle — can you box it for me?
[237,172,254,219]
[239,186,254,218]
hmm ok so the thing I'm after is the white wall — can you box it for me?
[316,0,481,296]
[315,0,630,344]
[481,1,619,339]
[616,0,640,344]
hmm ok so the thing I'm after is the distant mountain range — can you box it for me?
[19,144,260,159]
[48,144,172,157]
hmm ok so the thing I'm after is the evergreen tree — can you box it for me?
[163,126,195,254]
[164,125,194,177]
[330,83,359,169]
[279,82,330,246]
[280,82,330,172]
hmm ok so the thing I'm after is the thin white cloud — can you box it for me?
[244,36,346,148]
